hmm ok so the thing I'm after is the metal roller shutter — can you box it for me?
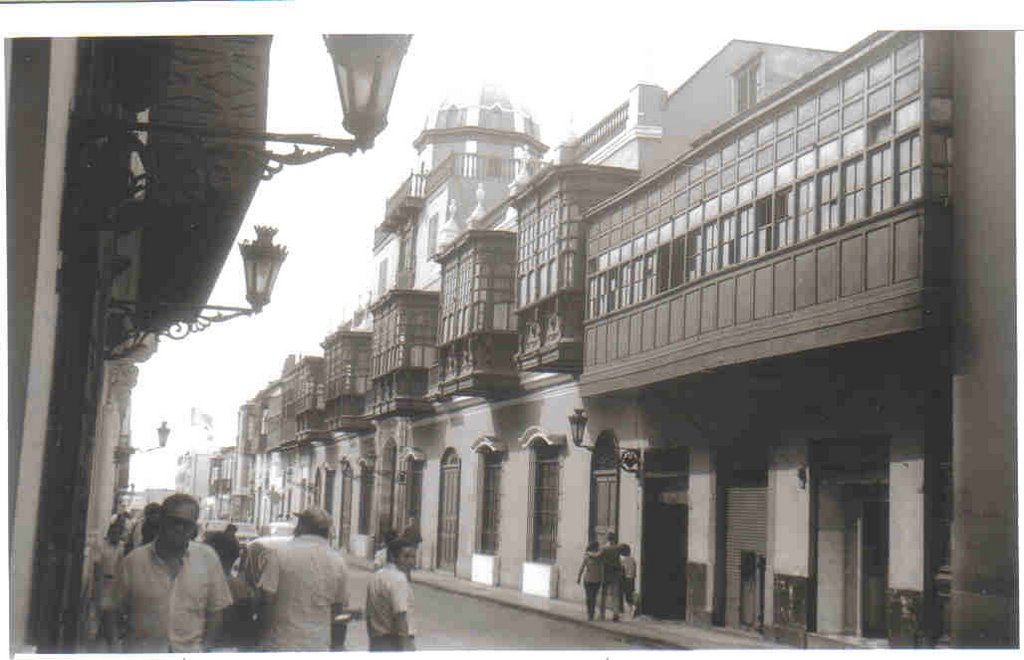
[725,486,768,628]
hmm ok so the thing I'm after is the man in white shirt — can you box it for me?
[113,493,233,652]
[257,507,350,651]
[365,538,417,652]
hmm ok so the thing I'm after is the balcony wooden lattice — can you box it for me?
[511,164,640,373]
[433,229,519,398]
[369,289,439,418]
[322,327,373,433]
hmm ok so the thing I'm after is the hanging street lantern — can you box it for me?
[568,408,588,448]
[157,421,171,448]
[324,34,412,149]
[239,225,289,313]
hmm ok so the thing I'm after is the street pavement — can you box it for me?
[343,568,658,651]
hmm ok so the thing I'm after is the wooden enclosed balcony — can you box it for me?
[434,229,519,398]
[516,292,586,373]
[581,202,943,396]
[322,327,372,431]
[510,163,640,374]
[368,289,439,418]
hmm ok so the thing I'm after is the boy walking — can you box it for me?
[365,538,417,652]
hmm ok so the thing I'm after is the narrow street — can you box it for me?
[343,568,657,651]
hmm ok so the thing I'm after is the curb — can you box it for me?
[412,576,687,650]
[350,561,693,650]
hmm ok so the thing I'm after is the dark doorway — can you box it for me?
[641,448,689,619]
[861,499,889,637]
[339,463,353,551]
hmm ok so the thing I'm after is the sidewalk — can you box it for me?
[347,555,783,650]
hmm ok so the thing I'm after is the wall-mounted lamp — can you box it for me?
[797,465,808,490]
[108,224,288,357]
[568,408,642,475]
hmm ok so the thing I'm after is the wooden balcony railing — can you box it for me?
[581,203,940,396]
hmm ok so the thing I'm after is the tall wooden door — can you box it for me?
[339,464,353,551]
[437,449,461,572]
[589,433,620,543]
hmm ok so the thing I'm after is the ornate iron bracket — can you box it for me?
[575,443,643,475]
[106,299,254,360]
[78,118,363,179]
[71,118,364,232]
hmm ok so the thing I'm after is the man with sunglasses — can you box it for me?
[112,493,233,652]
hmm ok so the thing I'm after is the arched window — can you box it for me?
[477,449,503,554]
[378,440,398,535]
[590,431,620,544]
[437,449,461,571]
[357,459,374,536]
[531,442,561,563]
[404,455,425,526]
[339,461,354,550]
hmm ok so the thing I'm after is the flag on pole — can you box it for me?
[190,407,214,441]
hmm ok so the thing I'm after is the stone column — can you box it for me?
[85,360,139,545]
[769,441,812,646]
[888,434,926,646]
[686,441,716,625]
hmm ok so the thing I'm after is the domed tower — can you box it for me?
[416,84,548,251]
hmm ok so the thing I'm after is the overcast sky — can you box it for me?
[2,2,1018,491]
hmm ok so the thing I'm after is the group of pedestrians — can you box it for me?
[88,492,420,653]
[577,532,638,622]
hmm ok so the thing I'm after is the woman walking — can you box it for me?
[576,542,603,621]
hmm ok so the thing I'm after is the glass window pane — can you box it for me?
[869,55,891,86]
[868,86,891,115]
[819,111,839,138]
[758,122,775,145]
[757,171,775,197]
[797,124,815,150]
[843,128,865,156]
[776,134,794,159]
[896,99,921,131]
[738,180,755,204]
[776,160,795,186]
[722,142,737,163]
[777,110,796,134]
[844,71,865,98]
[867,114,892,145]
[739,131,756,155]
[797,150,817,177]
[843,99,864,128]
[721,187,737,212]
[818,139,840,166]
[896,38,920,70]
[798,99,816,124]
[819,85,840,112]
[895,70,920,101]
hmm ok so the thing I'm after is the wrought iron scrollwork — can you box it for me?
[72,118,362,230]
[106,299,253,360]
[618,448,642,474]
